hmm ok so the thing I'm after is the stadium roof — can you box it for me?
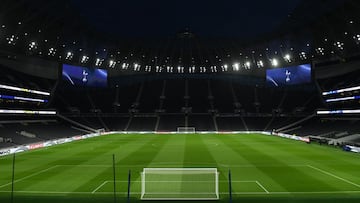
[0,0,359,72]
[0,0,349,39]
[70,0,301,38]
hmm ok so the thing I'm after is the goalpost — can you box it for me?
[177,127,196,133]
[141,168,219,200]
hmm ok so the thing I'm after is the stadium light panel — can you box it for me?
[222,64,228,72]
[257,60,264,68]
[316,47,325,55]
[0,84,50,96]
[28,41,37,51]
[66,52,74,60]
[300,52,307,60]
[7,35,17,45]
[271,58,279,67]
[325,96,360,103]
[145,65,151,72]
[95,58,103,66]
[134,63,141,71]
[334,41,344,50]
[322,86,360,96]
[109,60,116,68]
[81,55,89,63]
[317,109,360,115]
[0,94,48,103]
[0,109,56,115]
[284,54,291,62]
[122,63,129,69]
[355,34,360,42]
[211,66,218,73]
[244,61,251,69]
[233,63,240,71]
[48,48,56,56]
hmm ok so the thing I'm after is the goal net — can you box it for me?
[141,168,219,200]
[177,127,196,133]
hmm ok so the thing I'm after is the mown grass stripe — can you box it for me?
[0,133,360,203]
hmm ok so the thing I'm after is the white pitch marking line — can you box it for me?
[0,190,101,195]
[91,181,109,194]
[307,165,360,188]
[116,180,257,183]
[145,192,217,194]
[255,181,269,194]
[55,164,309,168]
[229,191,360,195]
[59,164,111,167]
[1,190,360,195]
[0,165,59,188]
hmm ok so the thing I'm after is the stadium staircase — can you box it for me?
[328,134,360,145]
[57,114,97,133]
[276,113,316,133]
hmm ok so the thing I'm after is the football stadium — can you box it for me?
[0,1,360,203]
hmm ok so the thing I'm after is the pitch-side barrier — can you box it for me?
[0,131,316,157]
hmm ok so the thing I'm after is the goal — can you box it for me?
[177,127,196,133]
[140,168,219,200]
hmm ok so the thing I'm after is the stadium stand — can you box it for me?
[0,0,359,150]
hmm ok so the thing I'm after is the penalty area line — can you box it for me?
[91,181,109,194]
[0,165,59,189]
[256,181,270,194]
[307,165,360,188]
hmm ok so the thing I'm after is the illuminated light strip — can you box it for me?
[317,109,360,115]
[0,109,56,115]
[0,84,50,96]
[326,96,360,103]
[0,95,48,103]
[322,86,360,96]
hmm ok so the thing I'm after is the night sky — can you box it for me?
[70,0,301,38]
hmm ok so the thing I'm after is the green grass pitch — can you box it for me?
[0,133,360,203]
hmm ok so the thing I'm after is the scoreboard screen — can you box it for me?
[62,64,108,88]
[266,64,312,87]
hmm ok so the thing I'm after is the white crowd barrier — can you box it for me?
[0,131,312,157]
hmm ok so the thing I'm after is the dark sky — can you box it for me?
[70,0,301,38]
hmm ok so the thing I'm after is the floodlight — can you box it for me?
[300,52,307,60]
[271,58,278,67]
[354,34,360,42]
[257,60,264,68]
[81,55,89,63]
[334,41,344,50]
[66,52,74,60]
[244,61,251,69]
[95,58,103,66]
[7,35,17,45]
[316,47,325,55]
[28,41,37,50]
[233,63,240,71]
[109,60,116,68]
[284,54,291,62]
[48,48,56,56]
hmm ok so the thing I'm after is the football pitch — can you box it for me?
[0,133,359,203]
